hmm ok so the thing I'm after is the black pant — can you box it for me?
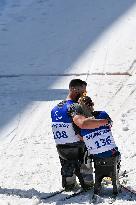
[56,141,85,162]
[56,142,86,189]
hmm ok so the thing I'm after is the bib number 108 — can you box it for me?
[53,131,68,139]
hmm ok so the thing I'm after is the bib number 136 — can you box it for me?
[95,136,111,149]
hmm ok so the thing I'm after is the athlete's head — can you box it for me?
[78,96,94,112]
[69,79,87,101]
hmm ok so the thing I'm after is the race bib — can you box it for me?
[52,122,79,144]
[83,128,116,154]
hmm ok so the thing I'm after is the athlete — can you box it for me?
[77,96,119,158]
[51,79,109,191]
[77,96,121,195]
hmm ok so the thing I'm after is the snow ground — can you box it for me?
[0,0,136,204]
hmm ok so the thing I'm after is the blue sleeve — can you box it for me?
[98,111,113,126]
[98,111,110,119]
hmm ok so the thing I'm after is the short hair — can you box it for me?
[78,96,94,107]
[69,79,87,88]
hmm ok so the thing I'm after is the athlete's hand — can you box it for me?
[106,117,113,127]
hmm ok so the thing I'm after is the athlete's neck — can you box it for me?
[66,94,78,102]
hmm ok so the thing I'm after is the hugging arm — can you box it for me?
[68,103,108,130]
[73,114,108,129]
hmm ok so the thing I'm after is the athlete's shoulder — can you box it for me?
[93,111,109,119]
[51,101,66,110]
[57,100,67,107]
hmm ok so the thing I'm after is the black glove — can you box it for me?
[106,117,113,127]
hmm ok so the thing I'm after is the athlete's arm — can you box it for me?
[72,114,108,129]
[68,103,108,129]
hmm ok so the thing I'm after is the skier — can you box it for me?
[51,79,109,191]
[77,96,121,196]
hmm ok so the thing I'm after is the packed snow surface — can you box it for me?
[0,0,136,204]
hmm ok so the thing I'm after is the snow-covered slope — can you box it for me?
[0,0,136,204]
